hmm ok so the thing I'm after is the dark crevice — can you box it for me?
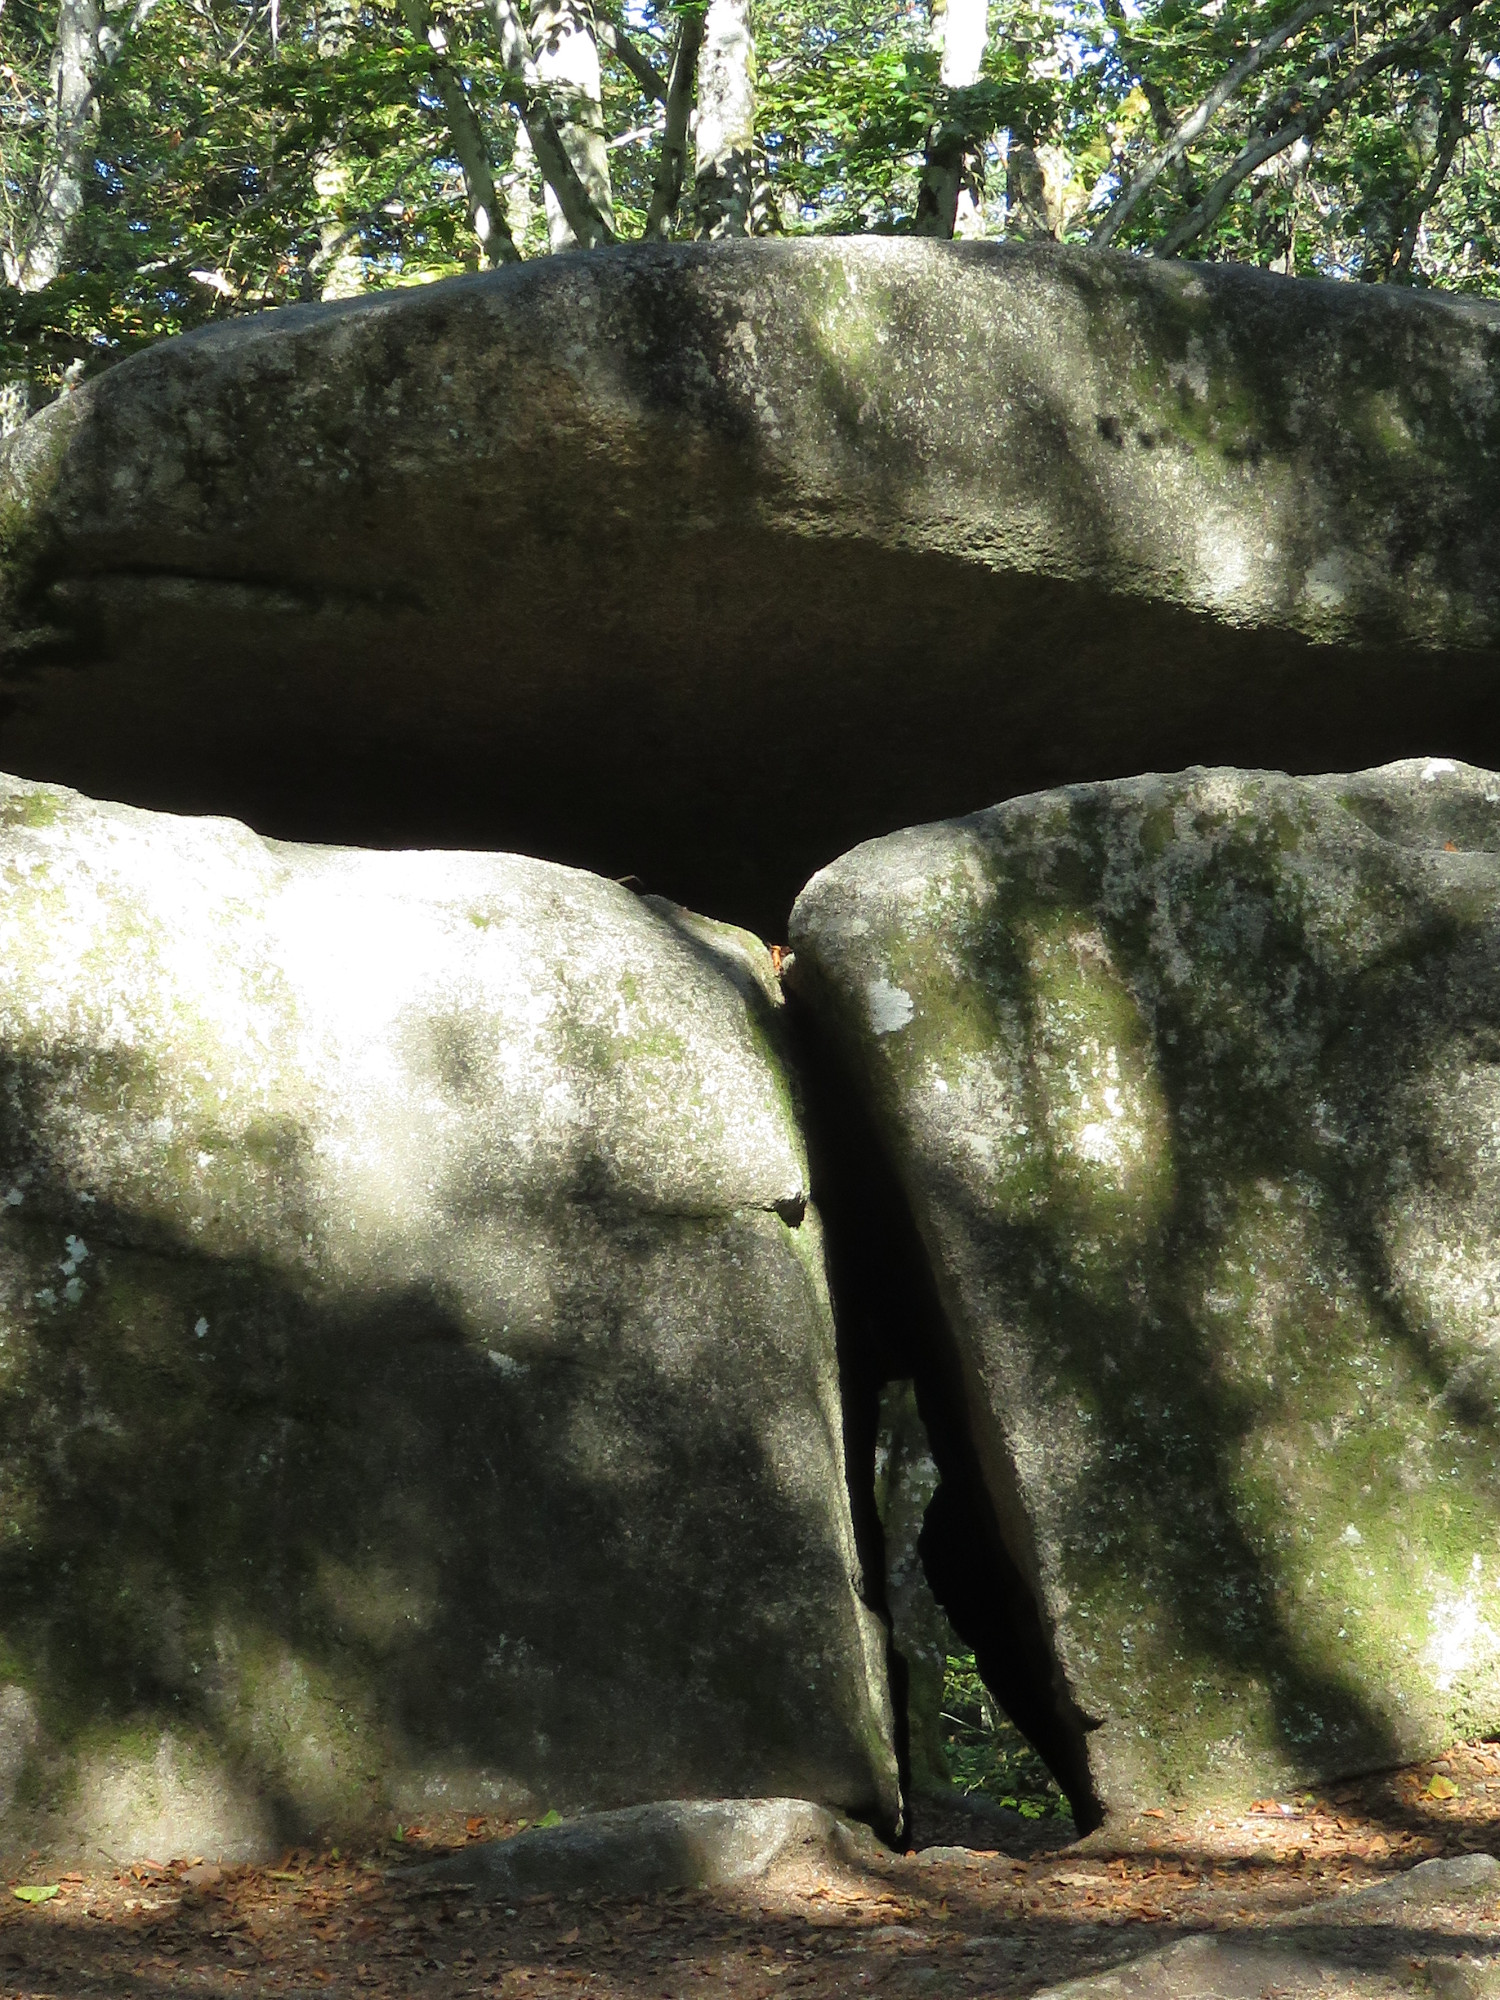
[784,983,1106,1838]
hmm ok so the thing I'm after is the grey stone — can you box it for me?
[789,758,1500,1820]
[3,245,1500,933]
[1309,1854,1500,1919]
[407,1795,881,1898]
[1030,1856,1500,1999]
[0,773,897,1864]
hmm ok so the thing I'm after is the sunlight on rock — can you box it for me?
[792,760,1500,1820]
[0,777,897,1861]
[1425,1591,1500,1696]
[1024,917,1173,1246]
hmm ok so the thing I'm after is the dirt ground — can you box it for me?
[5,1742,1500,2000]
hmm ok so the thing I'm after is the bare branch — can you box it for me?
[1092,0,1330,247]
[397,0,520,263]
[597,19,668,101]
[1392,8,1473,279]
[1153,0,1477,256]
[643,8,703,235]
[485,0,529,70]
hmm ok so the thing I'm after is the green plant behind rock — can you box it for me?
[940,1650,1072,1820]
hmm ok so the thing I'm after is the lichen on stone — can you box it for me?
[791,757,1500,1818]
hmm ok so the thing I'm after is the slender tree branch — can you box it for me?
[1391,8,1473,279]
[643,9,703,235]
[1097,0,1178,140]
[485,0,529,68]
[512,84,617,244]
[1094,0,1202,204]
[1092,0,1329,247]
[1153,0,1477,255]
[398,0,521,263]
[597,20,668,101]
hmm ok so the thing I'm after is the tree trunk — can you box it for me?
[643,10,704,236]
[311,0,364,299]
[504,112,539,250]
[1392,15,1473,282]
[486,0,613,246]
[913,0,987,238]
[397,0,519,263]
[694,0,755,237]
[530,0,613,252]
[10,0,104,292]
[1004,140,1049,237]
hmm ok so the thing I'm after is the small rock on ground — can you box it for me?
[403,1797,886,1900]
[1031,1854,1500,1998]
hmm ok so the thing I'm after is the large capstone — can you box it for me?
[0,776,897,1863]
[788,759,1500,1820]
[3,244,1500,934]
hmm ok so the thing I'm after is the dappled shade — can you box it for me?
[790,758,1500,1820]
[0,776,898,1861]
[2,242,1499,933]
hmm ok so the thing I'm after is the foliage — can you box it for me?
[1,0,1497,405]
[940,1650,1072,1821]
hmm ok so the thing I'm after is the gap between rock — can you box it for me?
[781,982,1107,1841]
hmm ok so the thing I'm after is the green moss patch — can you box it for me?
[792,759,1500,1817]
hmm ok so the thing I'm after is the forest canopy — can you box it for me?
[0,0,1495,415]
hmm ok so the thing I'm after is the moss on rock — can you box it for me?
[0,774,899,1864]
[1,245,1499,934]
[790,758,1500,1820]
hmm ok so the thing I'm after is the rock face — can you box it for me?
[0,775,898,1863]
[3,244,1500,933]
[1031,1855,1500,1999]
[789,759,1500,1820]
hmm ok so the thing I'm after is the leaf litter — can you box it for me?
[0,1741,1498,1999]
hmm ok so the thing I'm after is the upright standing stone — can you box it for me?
[0,777,897,1863]
[790,760,1500,1818]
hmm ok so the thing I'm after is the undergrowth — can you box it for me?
[940,1651,1071,1820]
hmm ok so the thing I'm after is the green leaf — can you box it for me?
[13,1884,59,1903]
[534,1809,563,1829]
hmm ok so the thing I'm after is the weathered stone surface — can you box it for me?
[409,1796,883,1898]
[0,775,897,1864]
[1030,1855,1500,1998]
[3,244,1500,933]
[789,759,1500,1820]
